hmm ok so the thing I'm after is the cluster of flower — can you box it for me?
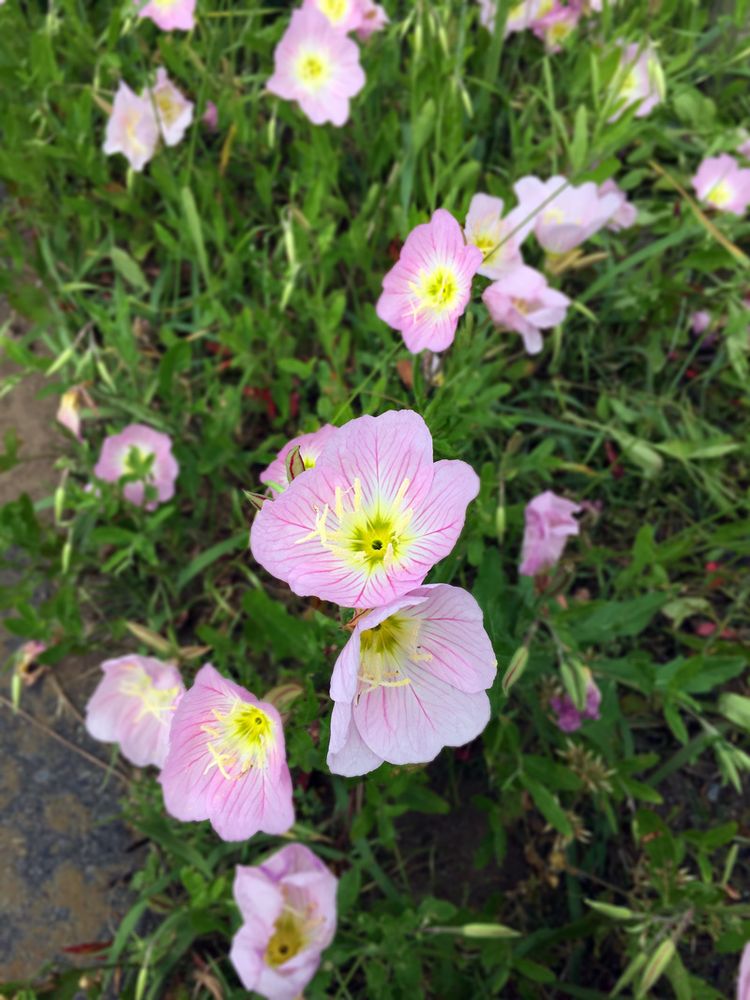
[267,0,387,127]
[477,0,604,53]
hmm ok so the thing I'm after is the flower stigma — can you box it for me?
[201,699,274,780]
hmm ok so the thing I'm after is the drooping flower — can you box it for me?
[102,81,159,173]
[327,584,497,776]
[135,0,196,31]
[463,194,529,280]
[482,265,570,355]
[691,154,750,217]
[608,41,665,121]
[149,68,194,147]
[513,175,622,253]
[519,490,581,577]
[260,425,339,493]
[94,423,179,510]
[230,844,338,1000]
[690,310,712,334]
[303,0,364,33]
[202,100,218,130]
[550,671,601,732]
[250,410,480,609]
[85,655,185,768]
[56,387,85,441]
[355,0,388,40]
[159,664,294,842]
[532,2,581,53]
[738,942,750,1000]
[267,7,366,127]
[598,179,637,231]
[376,210,483,353]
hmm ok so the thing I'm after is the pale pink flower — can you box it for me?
[250,410,479,609]
[478,0,546,34]
[135,0,195,31]
[464,194,529,280]
[149,68,193,146]
[532,2,581,52]
[738,942,750,1000]
[513,175,622,253]
[303,0,364,33]
[159,664,294,842]
[327,584,497,776]
[267,7,366,127]
[691,154,750,217]
[103,81,159,173]
[260,425,339,493]
[230,844,338,1000]
[94,423,179,510]
[690,310,712,334]
[482,265,570,354]
[376,209,483,353]
[519,490,581,577]
[202,100,218,130]
[85,655,185,768]
[356,0,388,39]
[608,41,665,121]
[599,179,637,231]
[550,673,601,732]
[56,388,83,441]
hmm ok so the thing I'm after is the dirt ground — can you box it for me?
[0,322,138,982]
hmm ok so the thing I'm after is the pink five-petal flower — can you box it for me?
[355,0,388,39]
[513,175,623,253]
[103,81,159,173]
[159,664,294,842]
[85,655,185,768]
[531,1,581,53]
[482,264,570,355]
[691,154,750,217]
[598,179,637,231]
[519,490,581,577]
[149,67,194,147]
[327,584,497,776]
[303,0,364,33]
[738,943,750,1000]
[230,844,338,1000]
[135,0,196,31]
[94,423,179,510]
[250,410,479,609]
[463,193,530,280]
[267,7,366,127]
[260,424,339,493]
[376,209,483,353]
[608,41,665,122]
[550,672,602,733]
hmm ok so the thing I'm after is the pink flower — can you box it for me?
[550,673,601,732]
[94,423,179,510]
[513,175,622,253]
[356,0,388,39]
[609,41,665,121]
[103,81,159,172]
[376,209,483,353]
[738,136,750,160]
[85,655,185,768]
[56,388,84,441]
[149,68,193,147]
[691,154,750,217]
[260,425,339,493]
[267,7,366,127]
[159,664,294,842]
[230,844,337,1000]
[690,310,712,334]
[478,0,545,34]
[202,100,218,130]
[519,490,581,577]
[327,585,497,776]
[303,0,364,33]
[599,179,637,231]
[135,0,195,31]
[482,264,570,354]
[738,942,750,1000]
[532,2,581,53]
[250,410,479,609]
[464,194,529,280]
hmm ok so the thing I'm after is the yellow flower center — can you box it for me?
[318,0,349,23]
[295,51,330,90]
[265,910,307,967]
[707,180,733,208]
[357,613,425,694]
[548,20,574,45]
[296,477,415,575]
[155,90,181,126]
[123,444,154,475]
[201,700,274,780]
[410,266,460,317]
[118,663,180,723]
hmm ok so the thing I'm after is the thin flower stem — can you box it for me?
[481,181,570,261]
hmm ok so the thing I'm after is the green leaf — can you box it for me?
[110,246,148,292]
[520,776,573,837]
[175,532,247,592]
[181,185,210,286]
[718,693,750,731]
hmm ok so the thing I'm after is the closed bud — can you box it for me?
[244,490,267,511]
[264,681,304,714]
[285,445,305,483]
[502,646,528,694]
[585,899,637,921]
[639,939,676,995]
[461,923,521,939]
[495,504,506,541]
[561,659,589,712]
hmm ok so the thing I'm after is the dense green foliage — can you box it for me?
[1,0,750,996]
